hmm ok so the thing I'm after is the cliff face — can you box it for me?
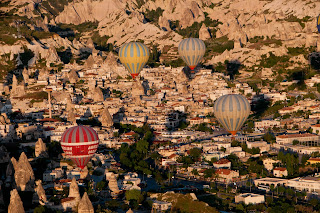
[1,0,320,68]
[78,192,94,213]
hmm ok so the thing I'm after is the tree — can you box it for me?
[189,148,202,161]
[292,140,299,145]
[34,205,46,213]
[192,169,199,176]
[125,189,144,204]
[204,168,215,178]
[96,180,106,191]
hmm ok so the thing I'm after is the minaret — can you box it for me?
[45,88,53,118]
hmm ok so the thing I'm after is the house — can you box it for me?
[263,158,280,171]
[215,169,239,183]
[189,117,204,125]
[213,159,231,169]
[276,133,320,146]
[255,120,280,130]
[311,124,320,135]
[246,141,270,153]
[287,177,320,193]
[235,193,265,205]
[307,158,320,165]
[273,167,288,177]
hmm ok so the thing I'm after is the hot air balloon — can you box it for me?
[317,15,320,33]
[60,126,99,169]
[178,38,206,72]
[118,42,150,79]
[213,94,250,136]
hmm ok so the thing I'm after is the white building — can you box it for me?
[287,177,320,193]
[273,167,288,177]
[263,158,280,171]
[255,120,280,130]
[276,133,320,146]
[246,141,270,153]
[66,170,81,180]
[235,193,265,205]
[43,168,64,182]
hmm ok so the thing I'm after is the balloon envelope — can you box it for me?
[213,94,250,135]
[119,42,149,79]
[178,38,206,71]
[60,126,99,169]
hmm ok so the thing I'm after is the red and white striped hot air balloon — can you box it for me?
[60,126,99,169]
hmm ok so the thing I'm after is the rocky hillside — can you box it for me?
[1,0,320,77]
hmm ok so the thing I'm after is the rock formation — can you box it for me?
[78,192,94,213]
[13,152,35,191]
[199,23,211,40]
[37,68,49,82]
[35,138,48,158]
[92,87,104,102]
[8,189,25,213]
[68,70,79,84]
[100,107,113,128]
[67,109,77,125]
[126,208,134,213]
[45,46,61,66]
[0,113,10,124]
[69,177,80,203]
[11,75,25,97]
[34,180,47,205]
[131,81,145,97]
[22,68,29,84]
[107,173,120,194]
[159,16,171,31]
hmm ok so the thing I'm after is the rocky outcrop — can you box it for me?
[45,46,61,66]
[78,192,94,213]
[91,87,104,102]
[68,70,79,84]
[107,173,120,194]
[100,107,114,128]
[199,23,211,40]
[11,75,25,97]
[159,16,171,31]
[13,152,35,191]
[37,68,49,82]
[131,81,145,97]
[67,109,77,125]
[8,189,25,213]
[22,68,29,84]
[35,138,48,158]
[126,209,134,213]
[33,180,47,205]
[69,177,80,203]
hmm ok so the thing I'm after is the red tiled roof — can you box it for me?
[214,159,231,165]
[274,167,287,171]
[216,168,232,175]
[308,158,320,162]
[190,117,202,120]
[277,133,317,139]
[40,118,60,122]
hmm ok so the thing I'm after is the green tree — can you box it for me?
[125,189,144,203]
[189,148,202,161]
[96,180,106,191]
[292,140,299,145]
[34,205,46,213]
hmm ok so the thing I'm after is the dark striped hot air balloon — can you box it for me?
[60,126,99,169]
[118,42,150,79]
[178,38,206,72]
[213,94,250,136]
[317,15,320,33]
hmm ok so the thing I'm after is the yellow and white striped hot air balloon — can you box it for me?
[118,42,149,79]
[213,94,250,136]
[178,38,206,73]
